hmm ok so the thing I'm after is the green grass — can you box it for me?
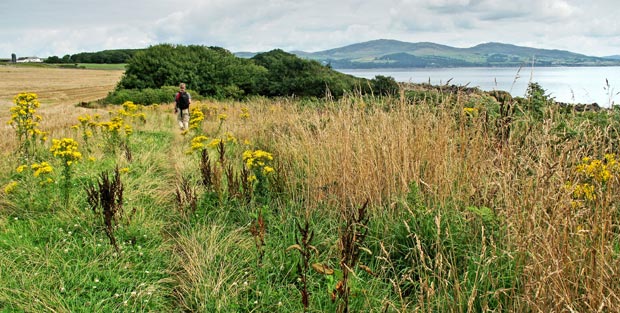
[77,63,126,70]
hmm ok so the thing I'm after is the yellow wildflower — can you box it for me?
[31,162,54,177]
[263,166,275,175]
[4,181,18,194]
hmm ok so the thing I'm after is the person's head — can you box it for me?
[179,83,186,91]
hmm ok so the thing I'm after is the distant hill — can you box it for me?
[604,55,620,60]
[284,39,620,69]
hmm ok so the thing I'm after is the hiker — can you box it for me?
[174,83,191,131]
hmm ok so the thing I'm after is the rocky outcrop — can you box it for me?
[557,102,602,112]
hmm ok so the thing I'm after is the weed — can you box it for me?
[335,199,370,313]
[287,219,320,310]
[175,175,198,219]
[85,167,124,252]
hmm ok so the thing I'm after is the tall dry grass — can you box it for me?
[208,93,619,311]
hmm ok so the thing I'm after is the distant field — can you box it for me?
[0,65,123,105]
[76,63,126,70]
[0,65,124,132]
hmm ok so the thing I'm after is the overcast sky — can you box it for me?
[1,0,619,58]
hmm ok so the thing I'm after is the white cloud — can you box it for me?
[0,0,618,58]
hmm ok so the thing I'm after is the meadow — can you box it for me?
[1,66,619,312]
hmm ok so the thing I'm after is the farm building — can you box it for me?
[16,57,43,63]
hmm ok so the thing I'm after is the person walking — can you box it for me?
[174,83,191,131]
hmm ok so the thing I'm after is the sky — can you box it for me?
[1,0,619,59]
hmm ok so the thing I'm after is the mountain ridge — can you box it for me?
[236,39,620,68]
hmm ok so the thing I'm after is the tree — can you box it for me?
[371,75,400,96]
[252,49,365,98]
[524,82,553,119]
[117,44,267,99]
[44,56,62,64]
[115,44,367,100]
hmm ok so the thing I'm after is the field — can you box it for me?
[0,65,123,106]
[1,67,620,312]
[0,65,124,144]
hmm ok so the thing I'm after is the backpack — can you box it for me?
[176,91,190,110]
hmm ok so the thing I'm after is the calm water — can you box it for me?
[338,67,620,107]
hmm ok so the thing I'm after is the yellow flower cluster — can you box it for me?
[124,125,133,136]
[572,183,596,201]
[118,101,147,123]
[75,114,100,132]
[189,107,205,130]
[30,162,55,186]
[31,161,54,177]
[99,117,124,135]
[189,135,210,153]
[13,163,54,186]
[50,138,82,166]
[77,114,101,127]
[8,93,47,142]
[240,107,250,120]
[188,133,238,154]
[207,138,222,149]
[575,154,618,184]
[3,181,18,194]
[568,154,620,206]
[71,114,101,146]
[218,113,228,121]
[243,149,275,176]
[463,107,478,117]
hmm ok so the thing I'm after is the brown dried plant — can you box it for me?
[200,149,213,189]
[175,175,198,219]
[335,199,370,313]
[287,219,322,311]
[249,206,266,266]
[86,166,124,253]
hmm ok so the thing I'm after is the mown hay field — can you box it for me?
[0,65,123,106]
[0,65,124,149]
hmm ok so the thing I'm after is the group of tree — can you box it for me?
[45,49,141,64]
[108,44,398,102]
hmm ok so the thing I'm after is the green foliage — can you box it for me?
[117,44,267,100]
[520,82,554,119]
[404,88,454,105]
[372,183,519,311]
[116,45,368,100]
[251,49,367,98]
[45,49,140,64]
[370,75,400,96]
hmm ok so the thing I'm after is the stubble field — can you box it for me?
[0,65,124,148]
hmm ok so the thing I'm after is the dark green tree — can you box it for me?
[370,75,400,96]
[117,44,267,99]
[523,82,553,119]
[251,49,364,98]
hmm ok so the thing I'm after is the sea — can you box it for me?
[337,66,620,107]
